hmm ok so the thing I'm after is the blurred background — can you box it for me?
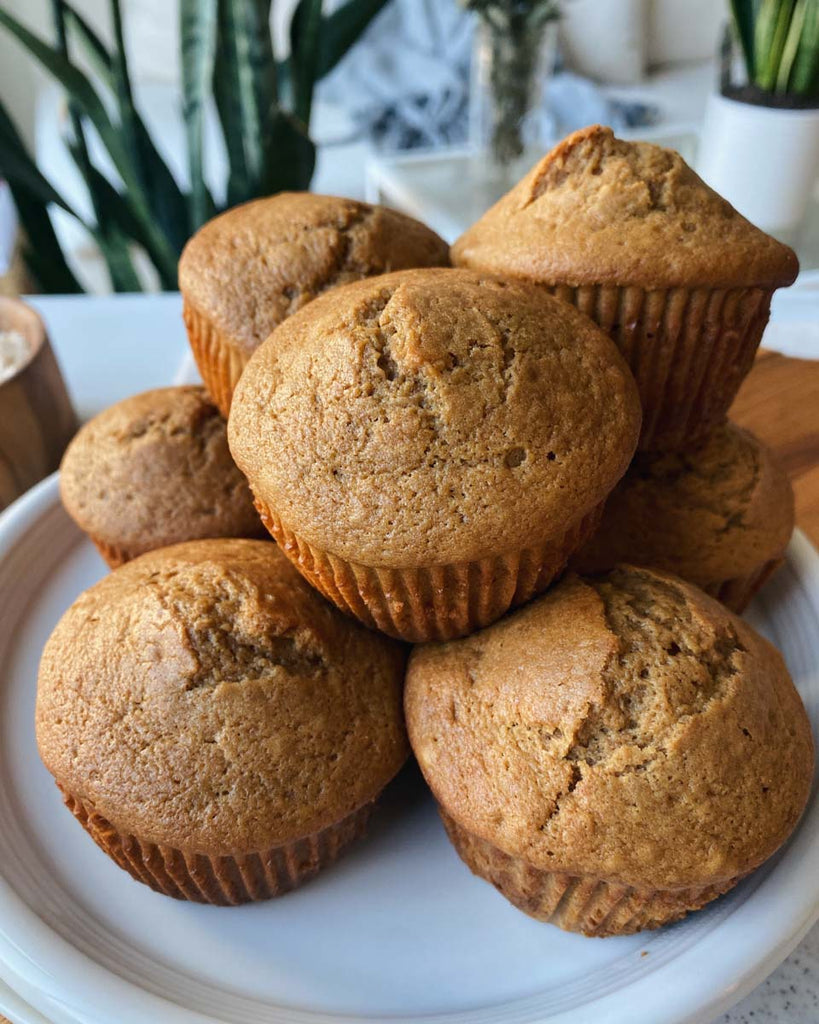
[0,0,817,296]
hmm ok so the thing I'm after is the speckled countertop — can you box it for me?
[717,922,819,1023]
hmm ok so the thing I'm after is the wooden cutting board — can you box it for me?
[730,350,819,546]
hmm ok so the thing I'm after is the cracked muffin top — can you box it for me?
[60,386,265,555]
[572,422,794,586]
[228,268,641,568]
[36,539,409,855]
[452,125,798,290]
[406,566,813,891]
[179,192,450,357]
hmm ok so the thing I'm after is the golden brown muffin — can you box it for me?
[406,566,813,936]
[179,193,450,414]
[229,267,642,642]
[36,539,408,904]
[573,422,795,611]
[452,125,798,451]
[60,386,265,568]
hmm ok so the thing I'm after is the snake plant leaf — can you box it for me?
[89,223,144,292]
[729,0,757,79]
[62,2,113,85]
[0,97,82,293]
[91,224,144,292]
[290,0,323,126]
[74,147,177,289]
[108,0,141,171]
[181,0,218,230]
[62,0,192,253]
[213,48,250,207]
[0,103,77,216]
[18,229,83,294]
[315,0,391,79]
[64,137,146,292]
[0,5,178,284]
[260,107,316,194]
[777,0,809,91]
[790,0,819,94]
[217,0,280,202]
[755,0,797,90]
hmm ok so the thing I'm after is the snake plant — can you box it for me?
[729,0,819,100]
[0,0,390,293]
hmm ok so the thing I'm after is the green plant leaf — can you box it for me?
[215,0,279,202]
[0,5,179,284]
[67,142,175,289]
[0,105,77,216]
[290,0,323,125]
[0,97,82,293]
[65,131,146,293]
[755,0,797,90]
[789,0,819,94]
[315,0,389,79]
[62,2,114,85]
[730,0,757,80]
[181,0,218,230]
[18,227,84,294]
[109,0,138,160]
[91,225,144,292]
[261,108,316,194]
[777,0,809,91]
[213,45,250,206]
[62,0,192,254]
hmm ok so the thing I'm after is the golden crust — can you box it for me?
[452,125,798,290]
[573,421,795,588]
[406,566,813,893]
[179,192,450,358]
[59,386,265,557]
[37,539,409,856]
[228,268,641,568]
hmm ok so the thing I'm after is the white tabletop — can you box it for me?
[14,291,819,1024]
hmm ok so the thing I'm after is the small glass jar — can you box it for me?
[469,8,558,193]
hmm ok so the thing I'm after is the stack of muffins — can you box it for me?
[40,126,813,937]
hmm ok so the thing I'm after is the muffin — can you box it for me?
[572,422,794,611]
[452,125,798,451]
[60,386,265,568]
[229,268,642,642]
[179,193,450,414]
[36,539,408,904]
[406,566,813,936]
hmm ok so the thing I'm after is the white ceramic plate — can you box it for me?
[0,474,818,1024]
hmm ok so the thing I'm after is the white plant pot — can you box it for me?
[697,91,819,236]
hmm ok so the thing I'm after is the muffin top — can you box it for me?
[452,125,798,290]
[60,386,264,554]
[406,566,813,890]
[574,422,794,585]
[37,539,408,855]
[179,192,450,355]
[229,268,641,568]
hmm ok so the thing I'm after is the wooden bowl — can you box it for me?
[0,297,77,510]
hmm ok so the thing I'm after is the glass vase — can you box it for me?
[469,14,558,193]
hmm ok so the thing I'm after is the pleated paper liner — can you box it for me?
[254,500,605,642]
[61,786,373,905]
[548,283,772,452]
[706,556,785,614]
[183,301,249,418]
[440,811,738,938]
[90,536,134,569]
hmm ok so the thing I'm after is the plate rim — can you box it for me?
[0,472,818,1024]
